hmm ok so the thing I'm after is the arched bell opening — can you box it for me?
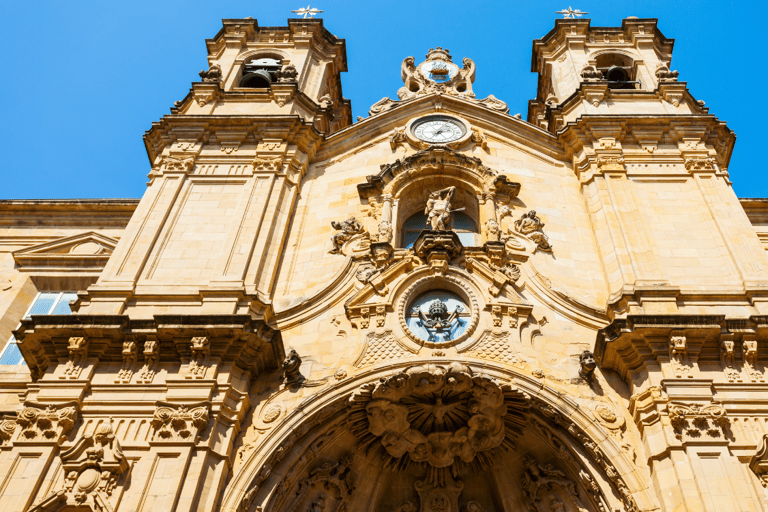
[595,53,637,90]
[238,56,282,89]
[393,176,481,249]
[227,363,644,512]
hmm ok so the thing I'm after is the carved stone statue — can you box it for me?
[329,217,364,254]
[579,350,597,382]
[513,210,552,251]
[425,186,457,231]
[282,349,303,384]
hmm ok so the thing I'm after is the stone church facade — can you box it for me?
[0,15,767,512]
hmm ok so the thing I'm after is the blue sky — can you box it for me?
[1,0,762,198]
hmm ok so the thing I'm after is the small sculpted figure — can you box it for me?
[329,217,364,254]
[282,349,303,384]
[579,350,597,382]
[425,186,457,230]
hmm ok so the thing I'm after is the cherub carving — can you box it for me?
[329,217,364,254]
[425,186,457,230]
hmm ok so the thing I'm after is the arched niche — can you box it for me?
[224,362,654,512]
[356,147,520,248]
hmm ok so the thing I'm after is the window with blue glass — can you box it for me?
[0,292,78,366]
[402,211,478,249]
[405,290,470,344]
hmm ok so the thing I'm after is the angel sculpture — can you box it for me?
[412,299,464,342]
[329,217,364,254]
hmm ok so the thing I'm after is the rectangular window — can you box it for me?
[0,292,78,366]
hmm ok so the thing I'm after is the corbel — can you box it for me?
[270,82,297,107]
[191,81,221,107]
[630,126,664,154]
[581,81,609,107]
[657,81,687,107]
[214,128,249,154]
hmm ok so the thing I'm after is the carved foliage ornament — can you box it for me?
[352,363,510,468]
[17,402,78,441]
[151,403,209,442]
[667,402,728,441]
[61,336,88,379]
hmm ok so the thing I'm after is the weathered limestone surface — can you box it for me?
[0,16,767,512]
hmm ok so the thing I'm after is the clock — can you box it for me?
[411,115,467,144]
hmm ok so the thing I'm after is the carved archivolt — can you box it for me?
[348,363,528,469]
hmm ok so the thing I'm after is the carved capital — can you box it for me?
[17,402,78,442]
[151,402,210,443]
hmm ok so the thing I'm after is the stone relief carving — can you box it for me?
[17,402,77,441]
[282,349,303,385]
[521,456,591,512]
[513,211,552,252]
[199,63,223,83]
[329,217,366,254]
[0,416,16,445]
[350,364,512,468]
[136,337,159,384]
[683,157,715,172]
[743,335,763,382]
[390,126,409,150]
[667,402,728,441]
[414,477,464,512]
[61,336,89,379]
[669,330,692,378]
[115,338,137,384]
[578,351,596,383]
[476,94,509,113]
[592,404,637,465]
[253,156,283,172]
[187,336,210,379]
[29,420,130,512]
[412,299,464,342]
[162,155,195,173]
[280,458,355,512]
[238,463,272,512]
[720,336,740,382]
[151,403,209,442]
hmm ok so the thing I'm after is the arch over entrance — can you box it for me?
[222,362,655,512]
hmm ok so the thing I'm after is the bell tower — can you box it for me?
[528,17,695,132]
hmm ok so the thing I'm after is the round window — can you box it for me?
[405,290,470,344]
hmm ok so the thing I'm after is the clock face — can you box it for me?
[412,116,467,143]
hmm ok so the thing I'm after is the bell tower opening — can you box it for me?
[595,53,637,89]
[239,57,282,88]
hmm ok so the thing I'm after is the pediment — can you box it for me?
[13,231,118,270]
